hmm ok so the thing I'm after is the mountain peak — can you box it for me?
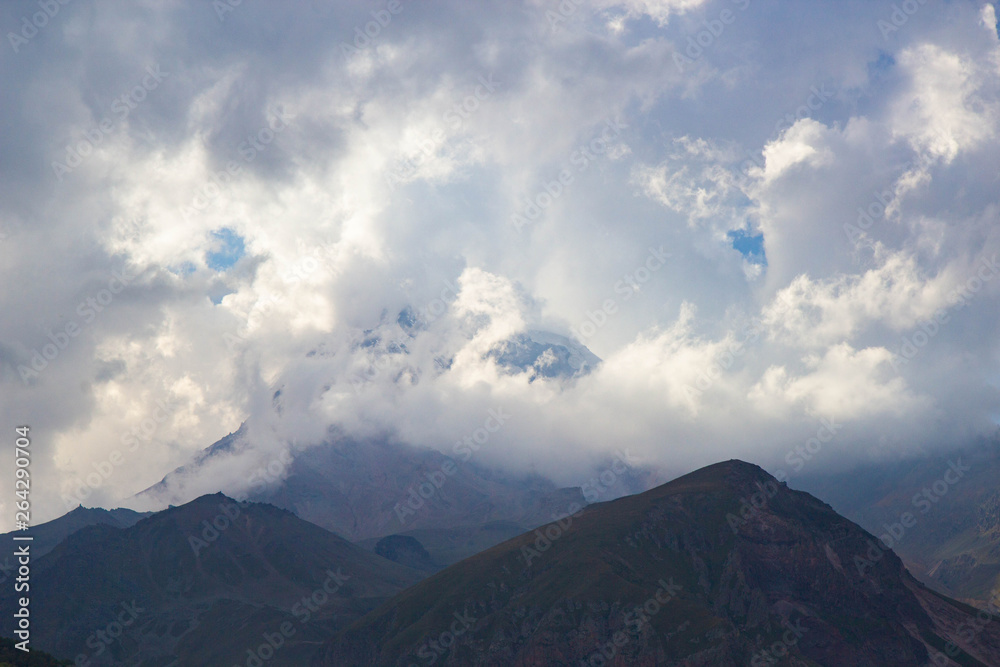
[2,488,425,665]
[324,459,1000,666]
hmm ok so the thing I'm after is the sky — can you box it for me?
[2,0,1000,528]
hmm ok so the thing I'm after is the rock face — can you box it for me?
[0,494,424,666]
[321,460,1000,666]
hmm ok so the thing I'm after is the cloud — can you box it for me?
[2,0,1000,526]
[891,43,997,163]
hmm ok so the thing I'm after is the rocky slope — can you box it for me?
[321,460,1000,666]
[797,438,1000,609]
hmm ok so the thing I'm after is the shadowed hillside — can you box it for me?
[323,460,1000,666]
[0,494,424,666]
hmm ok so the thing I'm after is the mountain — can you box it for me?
[0,637,71,666]
[394,309,602,382]
[356,521,529,573]
[0,494,423,666]
[486,330,601,381]
[796,437,1000,609]
[135,429,589,544]
[0,506,149,561]
[129,324,619,551]
[322,460,1000,666]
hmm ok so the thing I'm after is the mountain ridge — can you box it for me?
[321,459,1000,666]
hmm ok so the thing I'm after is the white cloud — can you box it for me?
[2,0,1000,527]
[891,43,996,163]
[749,343,930,420]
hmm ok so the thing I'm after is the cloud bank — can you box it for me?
[2,0,1000,526]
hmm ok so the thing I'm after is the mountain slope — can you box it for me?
[0,637,71,666]
[0,494,424,666]
[0,506,150,561]
[356,522,529,573]
[322,460,1000,666]
[796,438,1000,608]
[135,430,588,543]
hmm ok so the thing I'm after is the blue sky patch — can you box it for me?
[728,229,766,265]
[168,261,197,276]
[206,228,246,271]
[869,51,895,76]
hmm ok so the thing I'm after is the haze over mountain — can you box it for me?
[797,435,1000,610]
[130,421,601,540]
